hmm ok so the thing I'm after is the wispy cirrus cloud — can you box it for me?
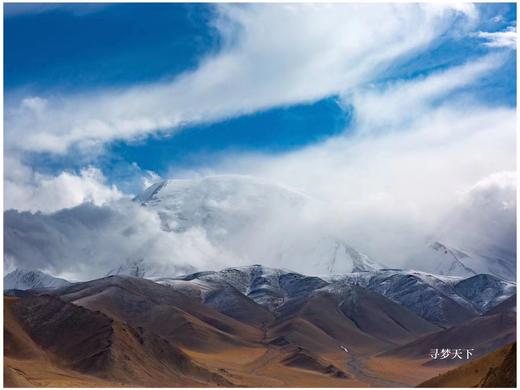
[477,25,516,48]
[346,53,505,132]
[5,4,477,156]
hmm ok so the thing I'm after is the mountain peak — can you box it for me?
[135,175,310,205]
[129,175,385,276]
[4,269,71,291]
[407,239,515,282]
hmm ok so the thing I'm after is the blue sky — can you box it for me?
[5,4,219,90]
[5,3,356,175]
[4,3,517,205]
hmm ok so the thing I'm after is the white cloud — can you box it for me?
[464,171,516,209]
[4,157,123,212]
[439,171,517,254]
[4,53,516,278]
[200,61,516,266]
[4,3,477,155]
[138,165,162,190]
[477,25,516,48]
[346,54,505,132]
[4,4,515,279]
[4,89,516,278]
[4,200,239,280]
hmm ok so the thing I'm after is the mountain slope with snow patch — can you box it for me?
[4,269,71,291]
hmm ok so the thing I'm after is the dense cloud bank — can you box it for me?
[4,201,227,280]
[4,171,515,281]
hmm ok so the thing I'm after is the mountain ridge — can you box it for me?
[4,269,71,291]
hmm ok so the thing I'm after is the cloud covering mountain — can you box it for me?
[4,172,515,281]
[3,4,516,280]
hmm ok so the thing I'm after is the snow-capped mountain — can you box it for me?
[160,265,516,324]
[413,241,476,278]
[106,258,148,278]
[408,240,516,282]
[324,269,516,326]
[105,257,197,278]
[408,175,516,282]
[453,274,517,313]
[4,269,71,291]
[313,239,384,274]
[134,175,309,237]
[133,175,384,275]
[165,264,329,310]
